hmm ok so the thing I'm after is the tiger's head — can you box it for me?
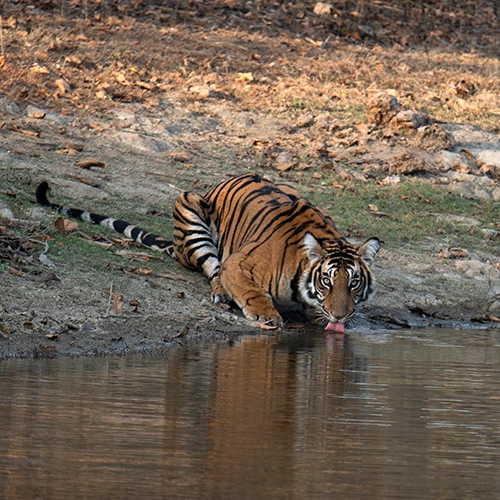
[299,233,380,329]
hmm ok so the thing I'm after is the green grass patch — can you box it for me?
[46,213,176,275]
[304,177,500,252]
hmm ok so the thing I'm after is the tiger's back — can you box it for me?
[206,174,340,260]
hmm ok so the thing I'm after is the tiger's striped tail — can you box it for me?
[36,181,176,258]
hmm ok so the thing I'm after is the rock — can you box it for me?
[475,150,500,168]
[27,206,50,220]
[275,151,294,164]
[0,204,15,220]
[455,259,492,277]
[480,229,499,240]
[188,85,211,99]
[357,24,375,38]
[313,2,333,15]
[296,111,314,128]
[0,96,21,115]
[110,131,173,153]
[26,105,46,119]
[314,112,340,132]
[489,301,500,314]
[417,124,454,152]
[478,163,500,180]
[448,172,500,201]
[391,110,430,130]
[390,151,432,175]
[439,150,472,172]
[366,92,400,125]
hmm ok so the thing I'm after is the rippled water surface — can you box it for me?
[2,328,500,499]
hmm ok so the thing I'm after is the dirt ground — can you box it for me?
[0,1,499,357]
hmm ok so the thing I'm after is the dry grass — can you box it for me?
[1,1,498,131]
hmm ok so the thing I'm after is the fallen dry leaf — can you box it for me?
[76,159,107,169]
[116,250,158,261]
[9,124,41,137]
[55,78,71,93]
[415,191,431,203]
[74,175,101,187]
[439,247,469,259]
[174,325,190,338]
[86,240,113,250]
[0,323,10,339]
[109,292,123,315]
[235,72,254,82]
[155,272,188,282]
[131,267,153,275]
[368,203,393,218]
[274,161,296,172]
[169,151,192,162]
[65,55,82,65]
[114,72,131,86]
[136,81,153,90]
[31,63,50,74]
[355,123,370,134]
[129,299,140,312]
[55,217,78,236]
[28,111,46,119]
[64,143,84,151]
[55,148,78,155]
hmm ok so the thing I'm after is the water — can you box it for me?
[1,329,500,499]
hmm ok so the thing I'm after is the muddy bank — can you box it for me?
[1,93,500,357]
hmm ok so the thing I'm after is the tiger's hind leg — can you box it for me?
[219,252,283,327]
[172,191,229,303]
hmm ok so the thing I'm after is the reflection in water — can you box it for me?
[1,329,500,499]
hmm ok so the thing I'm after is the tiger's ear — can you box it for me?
[357,237,380,266]
[303,232,325,264]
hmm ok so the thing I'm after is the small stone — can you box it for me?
[188,85,211,99]
[313,2,333,15]
[392,109,430,130]
[296,111,314,128]
[417,124,454,152]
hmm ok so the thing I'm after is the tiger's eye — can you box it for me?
[350,277,361,289]
[321,276,331,288]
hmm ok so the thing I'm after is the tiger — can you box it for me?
[36,174,380,332]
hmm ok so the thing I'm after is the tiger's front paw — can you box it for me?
[210,278,231,304]
[243,307,284,329]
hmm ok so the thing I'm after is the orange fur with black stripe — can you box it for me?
[37,174,380,329]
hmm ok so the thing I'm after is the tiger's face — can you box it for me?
[299,233,380,327]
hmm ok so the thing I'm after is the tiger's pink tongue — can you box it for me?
[325,322,345,334]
